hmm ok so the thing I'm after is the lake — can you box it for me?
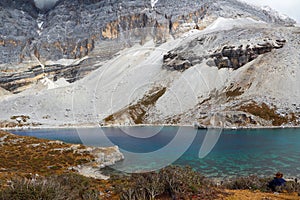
[11,126,300,179]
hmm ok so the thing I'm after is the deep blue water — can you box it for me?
[11,127,300,179]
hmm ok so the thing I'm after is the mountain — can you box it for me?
[0,0,299,128]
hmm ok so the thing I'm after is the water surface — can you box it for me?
[11,127,300,179]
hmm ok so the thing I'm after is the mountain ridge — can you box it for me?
[0,0,299,128]
[0,0,296,94]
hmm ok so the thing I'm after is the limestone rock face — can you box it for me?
[163,33,286,71]
[212,39,286,69]
[0,0,295,76]
[0,0,299,128]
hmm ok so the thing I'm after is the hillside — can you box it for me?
[0,130,123,179]
[0,0,299,128]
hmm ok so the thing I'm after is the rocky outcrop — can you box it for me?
[73,146,124,180]
[103,87,167,126]
[163,50,204,71]
[211,39,286,69]
[0,1,211,64]
[0,0,39,17]
[163,34,286,71]
[0,59,100,93]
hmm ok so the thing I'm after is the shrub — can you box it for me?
[112,165,224,200]
[54,173,99,199]
[223,175,300,194]
[0,178,65,200]
[0,173,100,200]
[282,181,300,193]
[222,175,272,192]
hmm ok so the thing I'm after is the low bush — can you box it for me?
[0,173,99,200]
[0,177,65,200]
[282,181,300,194]
[223,175,300,194]
[111,165,225,200]
[222,175,272,192]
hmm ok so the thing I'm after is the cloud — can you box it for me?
[241,0,300,22]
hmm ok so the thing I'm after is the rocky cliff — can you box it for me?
[163,36,286,71]
[0,0,296,93]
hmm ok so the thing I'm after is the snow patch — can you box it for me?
[44,57,88,66]
[40,77,56,90]
[204,17,265,33]
[34,77,70,91]
[151,0,159,9]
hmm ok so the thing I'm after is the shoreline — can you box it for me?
[1,123,300,131]
[1,129,299,183]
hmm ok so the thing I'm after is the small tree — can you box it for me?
[143,172,164,200]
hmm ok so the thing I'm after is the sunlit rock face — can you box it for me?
[33,0,59,11]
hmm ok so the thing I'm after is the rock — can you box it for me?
[163,37,286,71]
[0,1,299,128]
[0,0,296,93]
[212,39,286,69]
[193,122,207,129]
[163,50,203,71]
[75,166,109,180]
[75,146,124,180]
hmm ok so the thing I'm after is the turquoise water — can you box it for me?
[11,127,300,179]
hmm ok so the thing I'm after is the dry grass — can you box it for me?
[225,190,300,200]
[104,87,166,124]
[226,87,244,98]
[0,131,94,179]
[0,130,123,199]
[240,102,296,126]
